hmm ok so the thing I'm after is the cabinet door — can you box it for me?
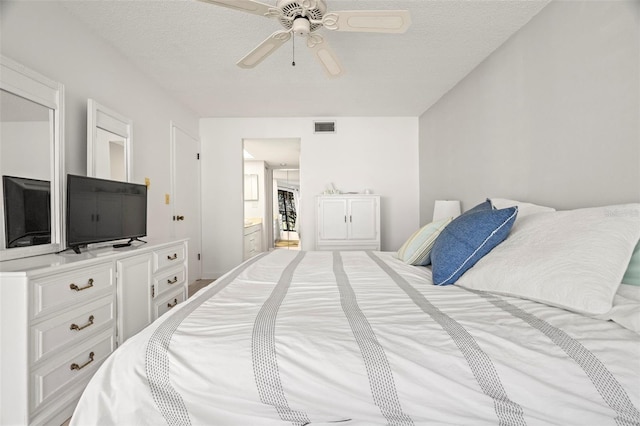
[348,198,378,240]
[319,198,348,240]
[116,254,152,344]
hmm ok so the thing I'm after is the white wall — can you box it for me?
[1,1,199,242]
[201,117,419,278]
[419,0,640,222]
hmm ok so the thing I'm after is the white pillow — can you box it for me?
[397,217,452,265]
[489,198,555,217]
[455,204,640,315]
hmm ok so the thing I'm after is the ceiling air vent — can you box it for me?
[314,121,336,134]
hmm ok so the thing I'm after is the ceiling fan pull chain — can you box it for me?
[292,34,296,67]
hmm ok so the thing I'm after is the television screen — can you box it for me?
[67,174,147,252]
[2,175,51,248]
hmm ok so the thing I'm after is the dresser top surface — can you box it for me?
[0,238,187,274]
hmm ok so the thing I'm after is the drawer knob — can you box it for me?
[167,299,178,309]
[69,278,94,292]
[70,315,95,331]
[70,352,95,371]
[167,253,178,261]
[167,276,178,285]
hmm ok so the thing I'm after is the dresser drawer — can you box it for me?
[31,296,115,364]
[154,267,186,298]
[32,263,115,320]
[154,287,186,319]
[31,329,115,412]
[153,244,186,273]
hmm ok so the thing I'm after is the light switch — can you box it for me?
[165,194,170,204]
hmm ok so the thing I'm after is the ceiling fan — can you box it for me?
[198,0,411,78]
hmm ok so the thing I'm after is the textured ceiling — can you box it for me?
[60,0,550,118]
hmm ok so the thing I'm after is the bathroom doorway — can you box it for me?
[243,138,301,252]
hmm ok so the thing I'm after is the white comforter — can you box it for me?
[72,250,640,425]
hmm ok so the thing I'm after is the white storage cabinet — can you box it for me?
[316,195,380,250]
[243,223,262,260]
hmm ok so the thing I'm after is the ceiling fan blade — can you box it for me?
[237,31,292,69]
[197,0,273,17]
[307,36,344,78]
[323,10,411,33]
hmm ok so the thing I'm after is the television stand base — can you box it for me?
[113,237,147,249]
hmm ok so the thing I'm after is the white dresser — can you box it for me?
[0,239,188,426]
[316,195,381,250]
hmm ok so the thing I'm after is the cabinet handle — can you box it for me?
[70,278,94,292]
[176,215,185,221]
[70,315,95,331]
[350,215,352,223]
[167,299,178,309]
[167,276,178,285]
[344,215,347,223]
[167,253,178,261]
[70,352,95,371]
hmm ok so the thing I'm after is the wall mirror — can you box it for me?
[0,56,64,261]
[244,174,259,201]
[87,99,132,182]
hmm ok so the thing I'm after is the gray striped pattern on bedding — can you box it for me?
[465,288,640,426]
[145,252,269,426]
[367,251,527,426]
[252,251,310,425]
[334,251,414,426]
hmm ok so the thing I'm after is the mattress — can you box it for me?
[71,250,640,425]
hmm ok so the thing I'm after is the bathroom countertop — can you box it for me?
[244,218,262,228]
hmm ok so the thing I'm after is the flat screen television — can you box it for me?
[66,174,147,253]
[2,175,51,248]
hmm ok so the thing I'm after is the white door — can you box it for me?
[319,198,348,240]
[171,123,201,283]
[117,254,152,345]
[349,198,378,240]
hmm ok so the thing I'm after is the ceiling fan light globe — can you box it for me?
[292,17,311,36]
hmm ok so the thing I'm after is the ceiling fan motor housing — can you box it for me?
[276,0,327,33]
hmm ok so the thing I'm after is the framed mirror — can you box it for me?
[87,99,132,182]
[244,174,259,201]
[0,56,64,261]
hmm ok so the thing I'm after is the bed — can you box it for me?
[71,201,640,425]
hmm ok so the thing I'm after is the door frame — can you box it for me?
[170,121,202,282]
[242,138,301,253]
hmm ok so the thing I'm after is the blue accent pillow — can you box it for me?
[431,201,518,285]
[466,199,493,214]
[424,200,494,265]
